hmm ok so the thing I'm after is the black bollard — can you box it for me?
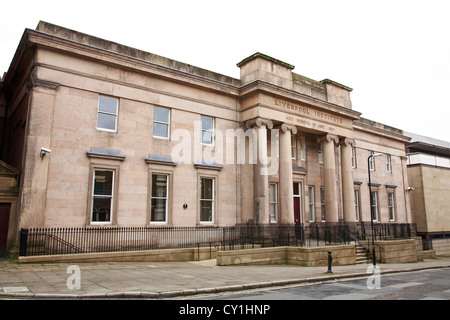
[327,250,333,274]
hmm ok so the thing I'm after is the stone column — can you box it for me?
[318,134,339,224]
[279,124,297,224]
[340,138,356,224]
[246,118,273,224]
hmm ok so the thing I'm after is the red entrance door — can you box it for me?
[293,183,302,224]
[0,204,11,257]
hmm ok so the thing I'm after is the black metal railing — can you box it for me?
[19,223,417,257]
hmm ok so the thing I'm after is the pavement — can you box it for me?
[1,256,450,299]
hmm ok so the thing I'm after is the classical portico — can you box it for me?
[238,53,361,226]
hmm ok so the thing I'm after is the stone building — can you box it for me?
[406,132,450,255]
[0,22,414,255]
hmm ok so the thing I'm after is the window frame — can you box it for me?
[388,192,396,221]
[96,95,119,133]
[318,142,323,164]
[308,186,315,222]
[291,134,297,160]
[153,107,171,140]
[369,151,375,171]
[150,173,169,224]
[370,191,379,221]
[354,189,360,221]
[269,183,278,223]
[200,116,215,146]
[90,169,116,225]
[386,154,392,173]
[320,187,325,221]
[199,177,215,224]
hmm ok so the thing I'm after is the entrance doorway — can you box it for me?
[0,204,11,257]
[293,182,302,224]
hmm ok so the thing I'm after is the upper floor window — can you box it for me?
[97,96,118,132]
[318,142,323,164]
[300,136,306,161]
[386,154,392,173]
[201,116,214,146]
[291,134,297,160]
[368,151,375,171]
[153,107,170,139]
[351,147,357,168]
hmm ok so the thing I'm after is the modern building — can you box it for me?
[0,22,415,256]
[406,132,450,255]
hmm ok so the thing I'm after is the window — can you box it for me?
[370,191,378,221]
[153,107,170,139]
[318,142,323,163]
[201,116,214,145]
[320,187,325,221]
[354,189,360,221]
[269,184,278,223]
[386,155,392,173]
[200,178,214,223]
[291,134,297,160]
[368,151,375,171]
[351,147,357,168]
[308,186,315,222]
[97,96,118,132]
[300,136,306,161]
[150,174,169,223]
[91,170,114,223]
[388,192,396,221]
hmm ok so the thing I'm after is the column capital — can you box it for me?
[339,137,356,147]
[317,133,339,145]
[280,123,297,134]
[245,117,274,129]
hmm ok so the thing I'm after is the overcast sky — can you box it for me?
[1,0,449,142]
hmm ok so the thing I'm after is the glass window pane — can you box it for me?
[293,183,299,196]
[92,197,112,222]
[200,200,213,222]
[201,117,213,131]
[152,175,168,198]
[97,113,116,131]
[269,184,276,202]
[94,171,113,196]
[154,107,169,123]
[200,178,213,199]
[151,199,167,222]
[153,123,168,138]
[202,131,213,145]
[99,96,118,114]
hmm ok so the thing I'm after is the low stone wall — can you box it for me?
[433,238,450,257]
[375,239,417,263]
[216,245,355,267]
[18,247,217,264]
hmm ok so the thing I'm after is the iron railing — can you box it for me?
[19,223,416,257]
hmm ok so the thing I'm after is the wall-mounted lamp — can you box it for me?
[40,147,52,159]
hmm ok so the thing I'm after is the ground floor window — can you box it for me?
[354,189,360,221]
[308,186,315,222]
[371,191,378,221]
[270,183,278,223]
[320,187,325,221]
[388,192,396,221]
[150,174,169,223]
[200,178,214,223]
[91,170,114,223]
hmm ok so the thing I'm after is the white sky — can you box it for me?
[1,0,449,142]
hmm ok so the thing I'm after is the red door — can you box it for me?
[293,183,302,224]
[0,204,11,257]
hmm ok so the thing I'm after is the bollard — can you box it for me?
[327,250,333,274]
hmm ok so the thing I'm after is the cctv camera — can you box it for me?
[406,186,414,191]
[40,147,52,158]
